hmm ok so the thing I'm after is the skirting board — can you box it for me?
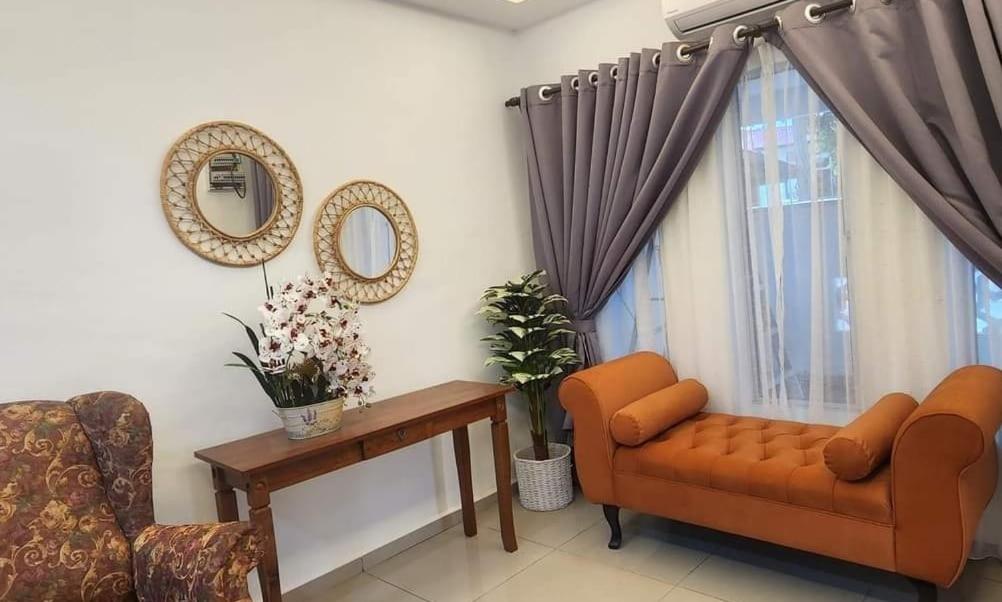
[283,487,512,601]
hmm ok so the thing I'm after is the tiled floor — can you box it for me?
[302,493,1002,602]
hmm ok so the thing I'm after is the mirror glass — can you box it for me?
[194,152,277,238]
[338,206,398,279]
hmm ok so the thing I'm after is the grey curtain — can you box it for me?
[770,0,1002,284]
[520,24,751,366]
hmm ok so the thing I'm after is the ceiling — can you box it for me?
[387,0,597,31]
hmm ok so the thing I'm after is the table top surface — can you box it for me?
[194,380,511,474]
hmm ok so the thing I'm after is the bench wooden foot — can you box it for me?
[603,504,622,550]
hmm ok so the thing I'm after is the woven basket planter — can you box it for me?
[514,443,573,511]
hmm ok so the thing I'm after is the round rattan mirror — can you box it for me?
[161,121,303,266]
[314,180,418,303]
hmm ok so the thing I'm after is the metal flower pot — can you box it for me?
[275,398,345,440]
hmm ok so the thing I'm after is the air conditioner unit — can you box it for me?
[662,0,796,40]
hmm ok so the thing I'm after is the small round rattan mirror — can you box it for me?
[161,121,303,266]
[314,180,418,303]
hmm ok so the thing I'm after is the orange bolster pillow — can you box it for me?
[824,392,918,481]
[610,379,708,446]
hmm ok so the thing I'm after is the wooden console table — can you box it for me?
[194,381,516,602]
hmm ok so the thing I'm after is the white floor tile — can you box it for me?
[862,558,1002,602]
[859,574,938,602]
[659,587,727,601]
[960,577,1002,601]
[479,492,602,548]
[303,573,423,602]
[365,524,550,602]
[299,497,1002,602]
[966,558,1002,584]
[559,511,714,585]
[477,550,671,602]
[680,553,867,602]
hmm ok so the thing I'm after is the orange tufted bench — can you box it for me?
[559,352,1002,601]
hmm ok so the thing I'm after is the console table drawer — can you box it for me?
[364,423,430,458]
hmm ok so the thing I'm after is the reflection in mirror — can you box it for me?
[195,152,277,238]
[339,206,397,279]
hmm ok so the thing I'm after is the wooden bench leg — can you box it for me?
[603,505,622,550]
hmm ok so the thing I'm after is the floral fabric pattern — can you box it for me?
[0,401,134,601]
[1,395,260,601]
[67,393,154,541]
[132,523,261,602]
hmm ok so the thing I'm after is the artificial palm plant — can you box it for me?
[479,270,580,461]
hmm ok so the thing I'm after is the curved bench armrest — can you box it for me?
[558,352,679,504]
[892,365,1002,587]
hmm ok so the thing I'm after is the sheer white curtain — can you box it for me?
[571,233,667,433]
[733,45,852,422]
[595,237,668,361]
[663,43,855,423]
[341,208,396,278]
[659,41,1002,557]
[971,273,1002,559]
[840,130,974,403]
[660,100,750,415]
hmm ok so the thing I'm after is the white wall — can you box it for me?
[0,0,534,595]
[514,0,673,84]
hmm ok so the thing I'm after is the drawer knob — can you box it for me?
[396,428,407,441]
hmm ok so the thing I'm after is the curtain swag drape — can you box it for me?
[770,0,1002,285]
[519,24,751,366]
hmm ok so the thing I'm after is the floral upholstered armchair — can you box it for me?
[0,392,262,601]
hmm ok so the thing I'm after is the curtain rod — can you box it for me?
[504,0,855,108]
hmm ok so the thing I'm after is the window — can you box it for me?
[732,45,852,407]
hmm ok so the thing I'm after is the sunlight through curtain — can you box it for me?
[660,39,1002,559]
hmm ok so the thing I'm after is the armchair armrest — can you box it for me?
[892,365,1002,587]
[558,352,679,504]
[133,522,262,602]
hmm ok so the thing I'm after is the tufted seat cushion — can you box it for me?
[614,412,893,524]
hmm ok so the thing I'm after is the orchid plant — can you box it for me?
[479,270,580,461]
[227,272,375,409]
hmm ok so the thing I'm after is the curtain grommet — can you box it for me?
[538,86,554,102]
[849,0,857,13]
[732,25,750,46]
[805,3,824,24]
[676,44,694,64]
[774,15,783,31]
[610,65,619,80]
[652,51,661,69]
[588,71,599,86]
[570,76,580,91]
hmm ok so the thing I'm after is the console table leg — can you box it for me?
[453,425,478,537]
[248,480,282,602]
[211,466,239,522]
[491,415,518,552]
